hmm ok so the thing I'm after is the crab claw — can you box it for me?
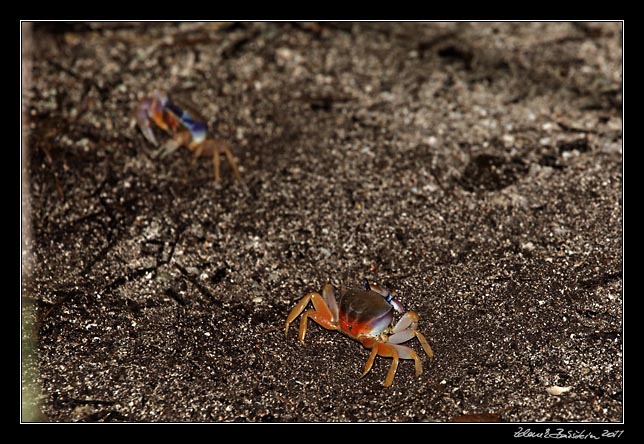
[156,139,182,158]
[136,97,159,146]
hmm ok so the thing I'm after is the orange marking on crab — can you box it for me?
[285,280,434,387]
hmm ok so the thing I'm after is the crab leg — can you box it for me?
[213,146,222,183]
[383,347,400,387]
[285,293,319,336]
[359,342,400,387]
[284,292,337,343]
[360,341,422,386]
[221,142,241,182]
[298,309,338,343]
[389,343,423,377]
[359,345,380,380]
[197,139,241,183]
[414,331,434,360]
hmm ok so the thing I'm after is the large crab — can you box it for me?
[285,280,434,387]
[135,91,241,183]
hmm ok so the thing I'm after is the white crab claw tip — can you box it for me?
[140,128,158,146]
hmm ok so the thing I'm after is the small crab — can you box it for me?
[135,91,241,183]
[285,280,434,387]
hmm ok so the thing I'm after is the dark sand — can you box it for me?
[22,22,622,422]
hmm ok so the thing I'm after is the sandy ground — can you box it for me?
[22,21,622,423]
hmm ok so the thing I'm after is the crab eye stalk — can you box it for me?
[362,279,371,291]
